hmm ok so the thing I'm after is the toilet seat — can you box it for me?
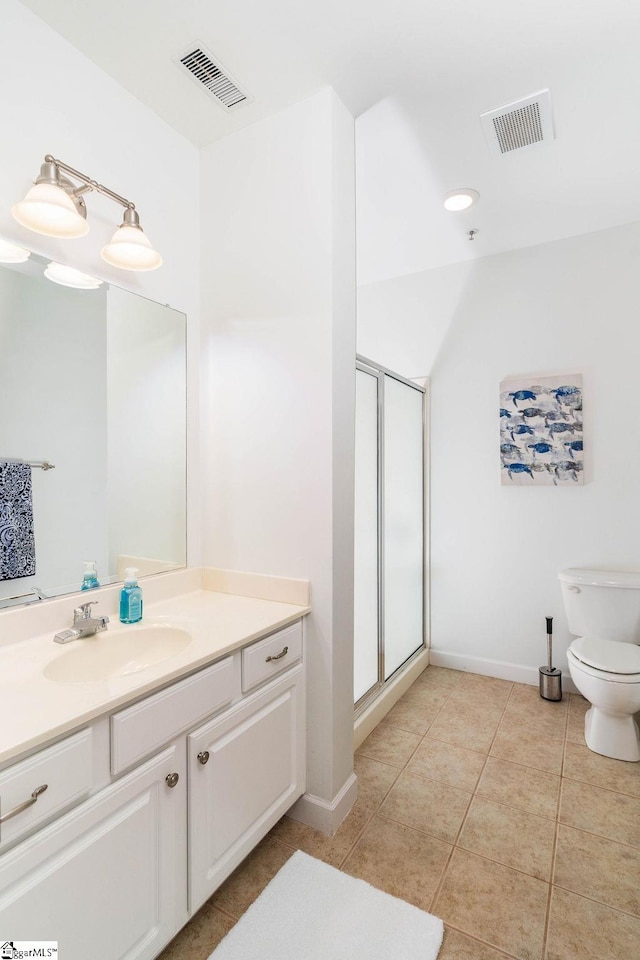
[569,637,640,680]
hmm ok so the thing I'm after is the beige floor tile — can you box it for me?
[439,692,506,724]
[273,748,416,869]
[455,672,513,704]
[546,886,640,960]
[560,778,640,847]
[427,702,502,754]
[434,848,548,960]
[501,684,568,740]
[270,809,363,868]
[477,756,560,820]
[212,835,294,919]
[417,665,464,689]
[384,699,434,736]
[379,770,472,843]
[157,905,234,960]
[402,679,454,711]
[490,721,564,774]
[342,814,452,912]
[439,927,513,960]
[563,741,640,797]
[565,694,588,744]
[355,720,421,767]
[385,683,450,735]
[554,824,640,916]
[270,754,399,867]
[408,737,486,792]
[458,796,556,881]
[352,752,402,808]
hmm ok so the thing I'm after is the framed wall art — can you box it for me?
[500,373,583,485]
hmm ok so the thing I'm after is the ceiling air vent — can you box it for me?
[176,43,251,112]
[481,90,554,157]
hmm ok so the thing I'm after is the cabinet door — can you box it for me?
[188,665,305,912]
[0,745,184,960]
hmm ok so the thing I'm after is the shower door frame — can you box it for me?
[354,355,429,715]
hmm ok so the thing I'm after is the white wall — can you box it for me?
[200,88,357,821]
[358,220,640,682]
[0,0,201,567]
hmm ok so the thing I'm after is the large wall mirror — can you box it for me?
[0,250,186,609]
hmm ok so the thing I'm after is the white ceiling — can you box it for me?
[20,0,640,280]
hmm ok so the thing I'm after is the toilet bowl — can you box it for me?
[559,567,640,762]
[567,638,640,762]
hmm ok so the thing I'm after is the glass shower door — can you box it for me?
[354,358,426,707]
[383,374,424,678]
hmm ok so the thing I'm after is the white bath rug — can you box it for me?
[209,849,444,960]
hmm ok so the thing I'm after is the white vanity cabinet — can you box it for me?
[189,664,304,910]
[0,744,185,960]
[0,617,305,960]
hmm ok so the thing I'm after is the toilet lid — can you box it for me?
[570,637,640,674]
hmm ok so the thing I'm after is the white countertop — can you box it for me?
[0,589,310,768]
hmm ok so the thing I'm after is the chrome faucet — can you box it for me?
[53,601,110,644]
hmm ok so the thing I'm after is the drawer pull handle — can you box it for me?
[165,772,180,788]
[197,751,210,765]
[265,645,289,663]
[0,784,48,825]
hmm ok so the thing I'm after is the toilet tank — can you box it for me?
[559,568,640,644]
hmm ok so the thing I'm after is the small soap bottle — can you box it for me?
[81,560,100,590]
[119,567,143,624]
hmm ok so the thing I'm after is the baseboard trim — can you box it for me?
[287,772,358,836]
[428,648,578,695]
[354,648,431,751]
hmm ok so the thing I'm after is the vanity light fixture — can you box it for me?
[443,188,480,212]
[44,262,104,290]
[12,155,162,271]
[0,238,31,263]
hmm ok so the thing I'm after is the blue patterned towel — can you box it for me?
[0,462,36,581]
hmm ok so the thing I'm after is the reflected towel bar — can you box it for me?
[1,458,55,471]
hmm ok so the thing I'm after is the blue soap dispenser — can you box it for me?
[81,560,100,590]
[120,567,143,624]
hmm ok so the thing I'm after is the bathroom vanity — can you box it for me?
[0,581,308,959]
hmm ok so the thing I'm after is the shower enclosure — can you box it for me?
[354,356,427,710]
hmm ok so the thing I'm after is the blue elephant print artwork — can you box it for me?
[499,374,583,485]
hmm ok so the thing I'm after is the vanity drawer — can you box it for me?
[0,728,93,850]
[242,620,303,693]
[111,656,235,775]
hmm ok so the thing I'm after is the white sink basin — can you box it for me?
[44,625,191,683]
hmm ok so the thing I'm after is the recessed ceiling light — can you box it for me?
[443,188,480,212]
[44,262,104,290]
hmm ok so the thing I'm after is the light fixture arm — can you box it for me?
[43,155,135,212]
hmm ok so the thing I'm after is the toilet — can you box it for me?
[559,567,640,762]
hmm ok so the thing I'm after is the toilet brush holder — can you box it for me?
[539,616,562,701]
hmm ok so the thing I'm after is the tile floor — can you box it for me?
[159,666,640,960]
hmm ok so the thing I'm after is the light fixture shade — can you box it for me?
[12,182,89,238]
[443,188,480,212]
[0,238,31,263]
[44,262,103,290]
[101,223,162,271]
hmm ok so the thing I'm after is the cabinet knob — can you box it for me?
[197,751,210,765]
[165,772,180,788]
